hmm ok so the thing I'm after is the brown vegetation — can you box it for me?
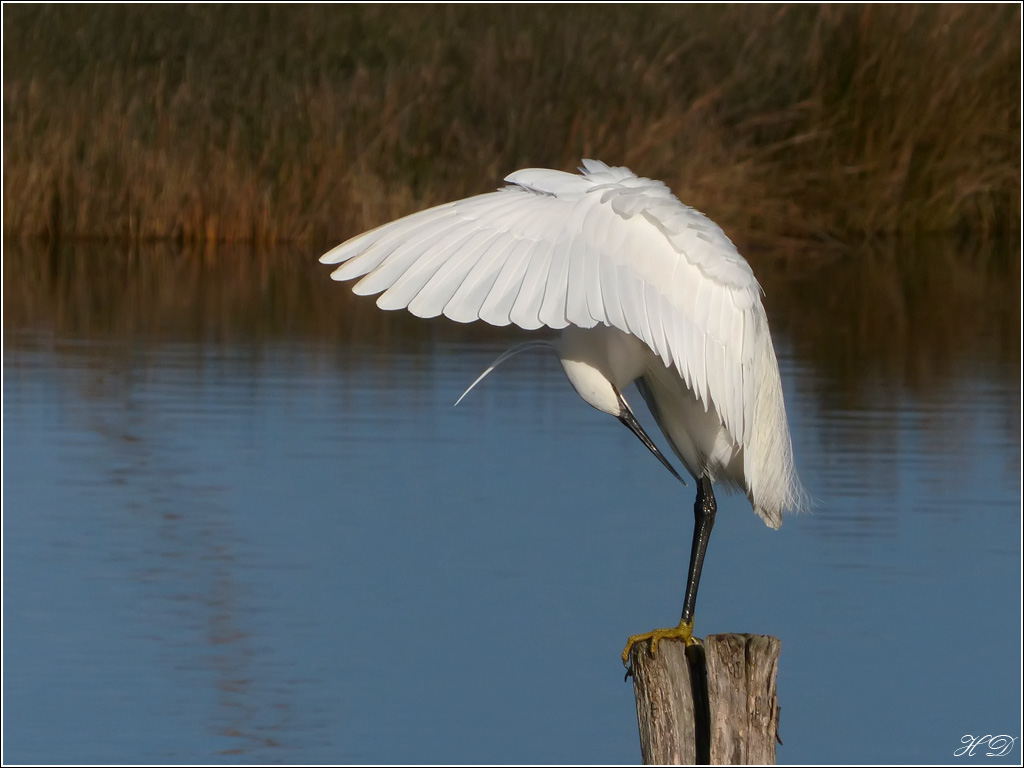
[3,4,1020,248]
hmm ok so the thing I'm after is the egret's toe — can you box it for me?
[621,619,697,667]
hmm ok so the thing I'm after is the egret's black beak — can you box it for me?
[616,393,687,485]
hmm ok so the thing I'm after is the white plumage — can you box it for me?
[321,159,803,529]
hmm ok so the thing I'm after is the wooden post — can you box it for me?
[629,633,781,765]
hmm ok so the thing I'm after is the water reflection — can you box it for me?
[5,341,290,759]
[6,237,1019,374]
[8,237,1017,513]
[3,239,1020,763]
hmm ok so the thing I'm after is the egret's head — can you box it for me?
[558,355,623,417]
[555,325,647,416]
[557,334,685,484]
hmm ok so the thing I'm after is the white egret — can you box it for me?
[320,159,804,666]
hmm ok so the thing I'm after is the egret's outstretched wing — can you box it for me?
[321,160,766,449]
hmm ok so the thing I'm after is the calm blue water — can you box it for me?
[3,249,1021,764]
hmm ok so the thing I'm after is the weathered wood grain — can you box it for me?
[630,633,781,765]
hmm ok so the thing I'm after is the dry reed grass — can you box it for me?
[3,4,1020,249]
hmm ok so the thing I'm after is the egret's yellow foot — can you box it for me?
[621,619,697,667]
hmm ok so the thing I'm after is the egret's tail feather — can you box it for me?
[455,340,554,406]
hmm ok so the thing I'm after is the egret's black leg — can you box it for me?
[681,475,717,627]
[621,475,718,668]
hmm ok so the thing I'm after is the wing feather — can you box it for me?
[360,225,478,306]
[538,234,572,328]
[328,209,458,283]
[581,204,611,323]
[477,237,535,326]
[356,215,472,300]
[443,232,519,323]
[508,237,555,331]
[407,229,499,318]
